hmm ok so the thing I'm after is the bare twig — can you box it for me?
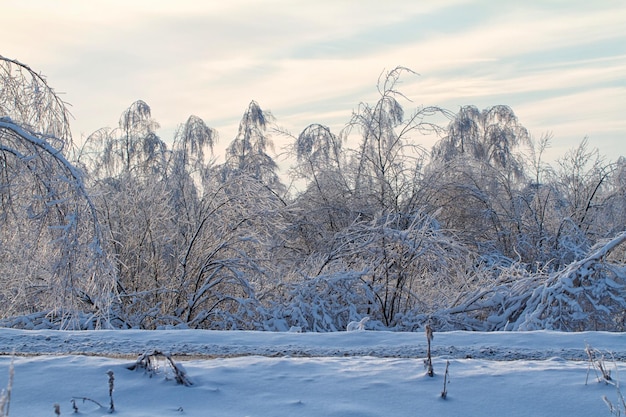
[424,324,434,377]
[107,370,115,413]
[128,350,193,386]
[71,396,104,409]
[585,343,611,385]
[441,360,450,399]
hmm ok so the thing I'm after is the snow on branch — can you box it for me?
[442,231,626,331]
[0,56,117,328]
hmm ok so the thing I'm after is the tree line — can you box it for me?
[1,58,625,331]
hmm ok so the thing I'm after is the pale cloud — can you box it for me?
[515,86,626,158]
[1,0,624,165]
[409,55,626,105]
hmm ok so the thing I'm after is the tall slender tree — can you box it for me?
[348,67,443,215]
[220,100,284,195]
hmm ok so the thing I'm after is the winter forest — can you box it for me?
[1,56,625,333]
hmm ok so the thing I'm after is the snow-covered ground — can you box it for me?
[0,329,624,416]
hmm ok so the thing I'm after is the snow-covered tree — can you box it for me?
[294,123,343,181]
[432,104,529,176]
[219,100,285,195]
[596,156,626,237]
[77,101,177,328]
[4,56,625,334]
[425,105,532,262]
[347,67,443,216]
[0,56,116,328]
[166,114,218,251]
[282,124,354,256]
[168,169,287,329]
[79,100,166,181]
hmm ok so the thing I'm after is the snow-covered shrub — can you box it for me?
[346,317,370,331]
[263,269,375,332]
[514,232,626,331]
[303,210,477,329]
[444,231,626,331]
[0,310,119,330]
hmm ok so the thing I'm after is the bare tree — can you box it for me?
[554,138,613,238]
[348,67,444,215]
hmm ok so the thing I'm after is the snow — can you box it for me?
[0,329,624,416]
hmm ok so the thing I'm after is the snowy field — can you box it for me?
[0,329,625,416]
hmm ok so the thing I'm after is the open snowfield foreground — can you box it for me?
[0,329,625,416]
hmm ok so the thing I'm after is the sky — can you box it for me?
[2,0,625,166]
